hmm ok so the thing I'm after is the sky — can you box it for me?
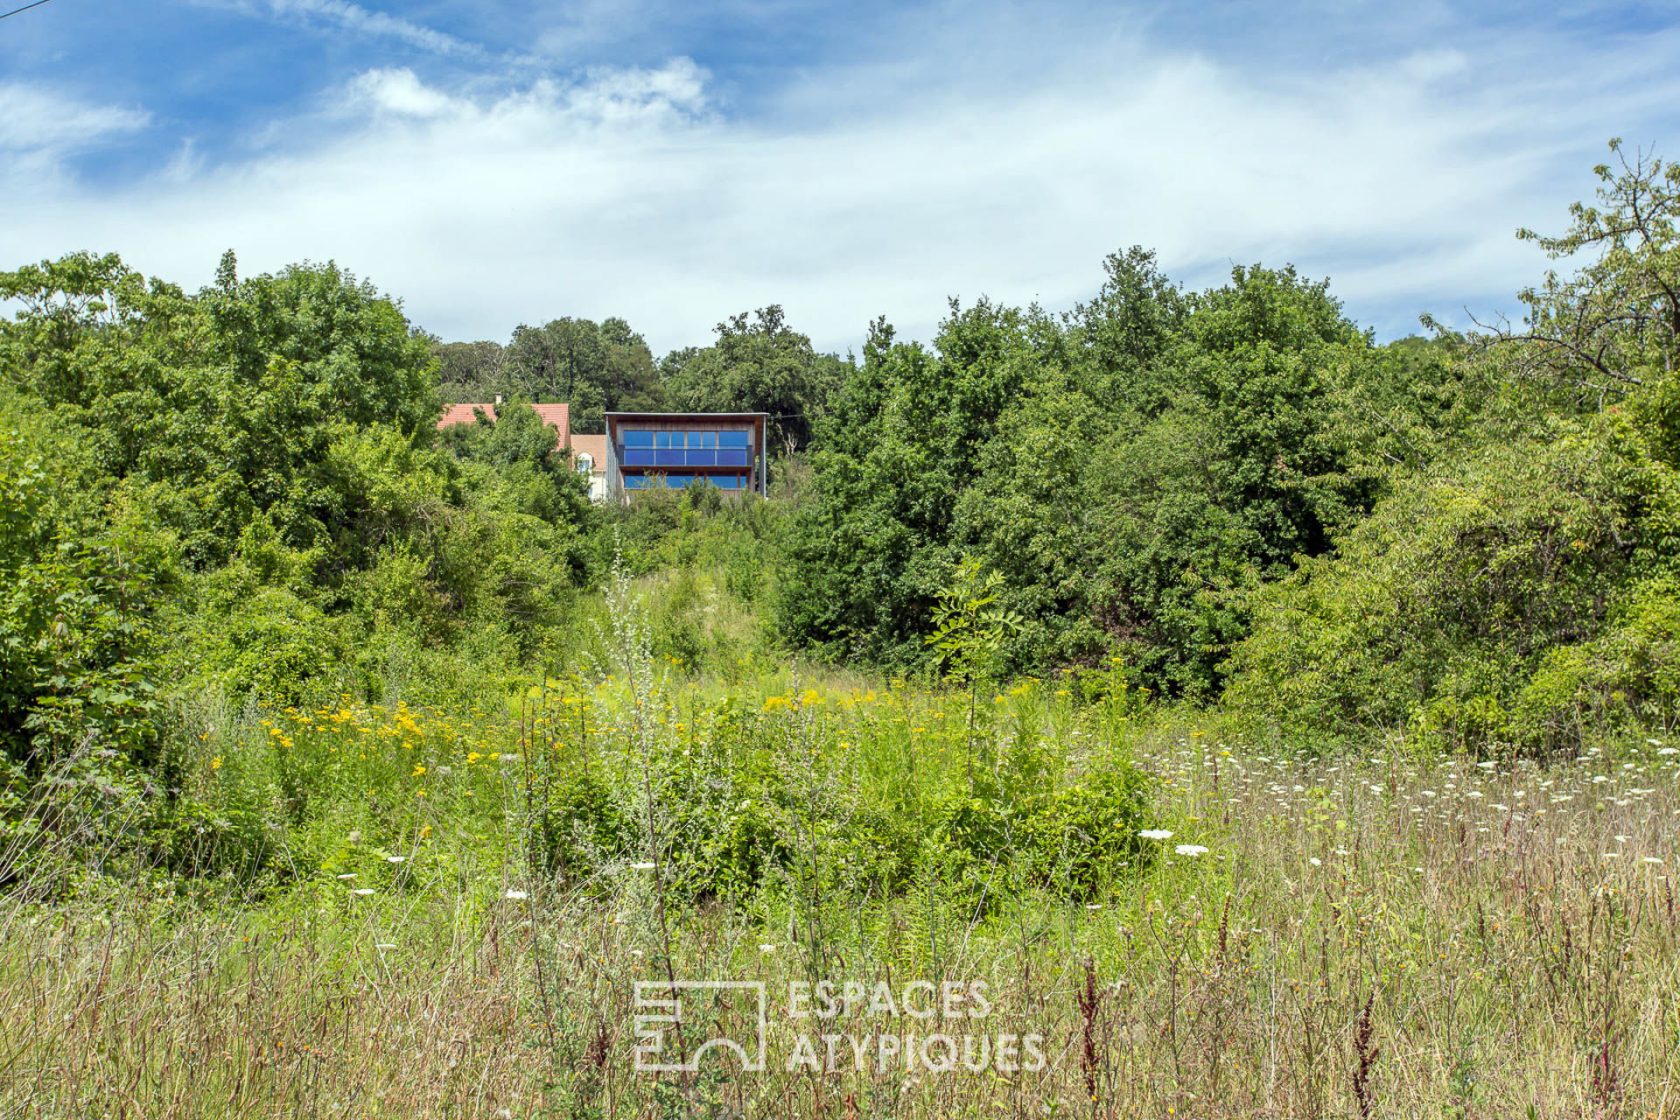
[3,0,1678,356]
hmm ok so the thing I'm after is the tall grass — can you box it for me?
[4,571,1679,1116]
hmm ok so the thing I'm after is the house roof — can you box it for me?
[530,403,571,447]
[570,433,606,473]
[437,401,570,449]
[437,402,496,429]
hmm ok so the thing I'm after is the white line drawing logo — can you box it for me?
[633,980,768,1072]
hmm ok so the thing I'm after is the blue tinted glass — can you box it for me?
[655,449,684,467]
[698,432,717,449]
[623,430,654,448]
[623,448,656,466]
[656,432,676,448]
[685,449,716,467]
[713,475,742,489]
[718,431,750,448]
[717,448,750,467]
[624,475,648,489]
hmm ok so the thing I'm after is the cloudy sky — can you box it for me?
[3,1,1677,355]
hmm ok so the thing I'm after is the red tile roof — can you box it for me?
[530,403,570,449]
[437,401,570,450]
[437,402,496,429]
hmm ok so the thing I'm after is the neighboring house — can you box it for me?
[603,411,770,500]
[436,398,572,453]
[568,433,609,503]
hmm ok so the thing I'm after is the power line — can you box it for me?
[0,0,54,20]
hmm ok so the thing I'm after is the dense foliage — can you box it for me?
[1,142,1677,900]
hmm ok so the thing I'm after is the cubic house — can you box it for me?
[437,402,767,501]
[604,411,770,499]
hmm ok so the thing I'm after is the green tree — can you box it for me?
[501,316,664,431]
[434,339,506,402]
[662,306,849,451]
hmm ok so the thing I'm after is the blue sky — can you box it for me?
[3,1,1678,354]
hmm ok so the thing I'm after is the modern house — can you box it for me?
[437,402,766,502]
[603,412,769,499]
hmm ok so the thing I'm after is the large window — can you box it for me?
[619,429,753,469]
[623,473,746,490]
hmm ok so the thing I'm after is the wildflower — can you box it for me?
[387,855,406,864]
[466,751,481,764]
[351,888,375,896]
[1309,857,1322,867]
[1659,747,1678,757]
[505,890,529,901]
[337,873,356,880]
[630,861,656,871]
[1174,844,1208,858]
[210,756,223,771]
[412,764,426,777]
[759,943,777,953]
[1138,829,1173,841]
[375,943,396,950]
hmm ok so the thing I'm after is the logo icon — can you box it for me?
[633,980,768,1073]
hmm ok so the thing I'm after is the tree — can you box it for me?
[500,316,664,431]
[435,339,506,402]
[661,306,849,451]
[1232,141,1680,751]
[1449,140,1680,425]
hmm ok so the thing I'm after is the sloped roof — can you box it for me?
[437,402,496,429]
[530,403,570,448]
[437,401,570,449]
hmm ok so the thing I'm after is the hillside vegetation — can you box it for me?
[2,143,1679,1118]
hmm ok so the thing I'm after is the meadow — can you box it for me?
[5,147,1679,1119]
[4,569,1677,1119]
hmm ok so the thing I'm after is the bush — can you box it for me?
[1227,419,1678,752]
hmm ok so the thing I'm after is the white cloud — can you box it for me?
[0,84,149,155]
[350,68,462,118]
[266,0,479,56]
[5,16,1678,354]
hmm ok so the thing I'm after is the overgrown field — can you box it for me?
[5,591,1677,1118]
[5,144,1680,1119]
